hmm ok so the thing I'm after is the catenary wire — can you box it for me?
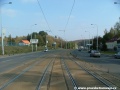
[36,0,54,36]
[64,0,75,32]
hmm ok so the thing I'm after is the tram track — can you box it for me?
[0,50,119,90]
[69,53,118,90]
[61,58,78,90]
[36,59,55,90]
[0,54,54,90]
[60,52,117,90]
[70,52,120,89]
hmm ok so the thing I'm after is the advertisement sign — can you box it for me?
[30,39,38,44]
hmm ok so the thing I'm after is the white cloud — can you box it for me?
[20,0,36,3]
[2,8,17,17]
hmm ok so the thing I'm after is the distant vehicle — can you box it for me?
[90,50,100,57]
[78,49,82,51]
[114,52,120,58]
[88,49,92,53]
[44,48,48,52]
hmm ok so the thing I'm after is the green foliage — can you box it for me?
[39,31,48,36]
[67,42,75,49]
[37,35,45,46]
[101,43,107,51]
[100,18,120,51]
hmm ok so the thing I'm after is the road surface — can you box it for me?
[0,49,119,90]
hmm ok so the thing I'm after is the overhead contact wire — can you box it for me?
[64,0,75,32]
[36,0,54,35]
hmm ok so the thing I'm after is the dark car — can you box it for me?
[88,50,92,53]
[90,50,101,57]
[114,52,120,58]
[78,49,82,51]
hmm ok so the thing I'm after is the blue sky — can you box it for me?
[1,0,120,41]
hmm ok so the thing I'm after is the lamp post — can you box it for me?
[85,31,90,50]
[45,30,50,49]
[114,2,120,4]
[31,24,37,52]
[0,2,12,55]
[59,30,67,49]
[91,24,98,51]
[81,35,85,50]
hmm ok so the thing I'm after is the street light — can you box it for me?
[59,30,67,49]
[114,2,120,4]
[59,30,65,48]
[91,24,98,51]
[81,35,85,50]
[31,24,37,52]
[45,30,50,49]
[0,2,12,55]
[85,31,90,50]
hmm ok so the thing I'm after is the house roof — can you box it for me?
[21,40,30,44]
[106,35,119,43]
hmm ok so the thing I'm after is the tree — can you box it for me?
[39,31,48,36]
[7,34,15,46]
[27,34,31,41]
[37,35,44,46]
[110,27,115,35]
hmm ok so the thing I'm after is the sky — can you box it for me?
[0,0,120,41]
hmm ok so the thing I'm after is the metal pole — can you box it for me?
[97,26,98,51]
[87,31,90,50]
[59,30,66,49]
[61,40,62,48]
[31,24,37,52]
[0,2,12,55]
[31,33,33,52]
[0,5,4,55]
[91,24,98,51]
[85,31,90,50]
[46,34,47,49]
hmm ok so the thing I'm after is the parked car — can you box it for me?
[114,52,120,58]
[44,48,48,52]
[90,50,101,57]
[88,49,92,53]
[78,49,82,51]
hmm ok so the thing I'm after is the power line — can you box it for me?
[36,0,54,35]
[64,0,75,32]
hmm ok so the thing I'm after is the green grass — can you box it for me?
[100,51,116,55]
[0,46,44,55]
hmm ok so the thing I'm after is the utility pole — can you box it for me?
[0,2,12,55]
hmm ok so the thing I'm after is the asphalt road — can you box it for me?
[71,50,120,64]
[0,51,47,73]
[0,50,63,74]
[71,50,120,73]
[1,49,120,74]
[0,49,119,90]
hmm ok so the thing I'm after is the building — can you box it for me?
[19,40,30,46]
[106,36,118,50]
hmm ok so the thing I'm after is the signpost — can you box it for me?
[30,39,38,51]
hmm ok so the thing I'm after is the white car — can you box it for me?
[114,52,120,58]
[44,49,48,52]
[90,50,101,57]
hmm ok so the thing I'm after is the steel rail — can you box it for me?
[47,59,55,90]
[0,59,43,90]
[61,58,78,90]
[0,55,51,90]
[36,59,55,90]
[69,57,116,90]
[60,57,69,90]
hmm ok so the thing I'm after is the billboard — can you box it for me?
[30,39,38,44]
